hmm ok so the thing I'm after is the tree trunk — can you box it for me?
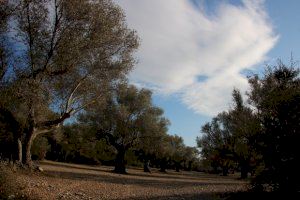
[188,161,192,171]
[143,160,151,173]
[175,162,180,172]
[17,138,22,164]
[159,158,167,172]
[240,163,248,179]
[114,148,126,174]
[213,166,218,174]
[23,130,37,168]
[222,166,228,176]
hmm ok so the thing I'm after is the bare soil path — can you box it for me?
[15,161,248,200]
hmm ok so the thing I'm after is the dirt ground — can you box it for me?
[13,161,248,200]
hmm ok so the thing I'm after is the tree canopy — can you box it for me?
[0,0,138,166]
[79,84,170,173]
[197,61,300,192]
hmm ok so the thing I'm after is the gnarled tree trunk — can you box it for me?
[143,159,151,173]
[183,160,186,170]
[114,147,126,174]
[175,162,180,172]
[240,160,249,179]
[23,129,37,168]
[222,166,228,176]
[17,138,22,164]
[188,161,192,171]
[159,158,167,172]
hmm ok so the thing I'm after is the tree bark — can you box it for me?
[222,166,228,176]
[188,161,192,171]
[143,160,151,173]
[159,158,167,172]
[240,163,248,179]
[23,130,37,168]
[175,162,180,172]
[17,138,22,163]
[114,147,126,174]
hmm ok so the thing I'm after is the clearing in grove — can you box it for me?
[11,160,248,200]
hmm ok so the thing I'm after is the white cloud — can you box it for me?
[114,0,278,116]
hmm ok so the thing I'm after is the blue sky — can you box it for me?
[114,0,300,146]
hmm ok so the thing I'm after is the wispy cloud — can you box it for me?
[115,0,278,116]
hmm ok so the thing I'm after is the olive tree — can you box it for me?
[169,135,185,172]
[197,115,234,176]
[248,63,300,191]
[155,134,186,172]
[81,84,162,173]
[135,107,169,172]
[182,146,199,171]
[0,0,138,167]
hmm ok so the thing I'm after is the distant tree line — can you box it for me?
[197,62,300,192]
[28,84,200,174]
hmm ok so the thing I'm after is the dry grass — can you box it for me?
[0,162,28,200]
[4,160,249,200]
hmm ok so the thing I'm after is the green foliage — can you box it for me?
[0,0,139,166]
[77,83,166,173]
[182,146,199,171]
[198,61,300,192]
[197,114,235,175]
[0,0,203,176]
[45,124,116,165]
[94,139,116,164]
[31,136,50,160]
[135,106,170,171]
[248,63,300,192]
[168,135,185,171]
[153,134,199,172]
[125,149,142,167]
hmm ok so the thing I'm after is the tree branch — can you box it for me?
[36,111,72,129]
[43,0,62,72]
[25,2,34,75]
[0,48,7,81]
[97,129,120,149]
[71,99,97,115]
[65,74,90,113]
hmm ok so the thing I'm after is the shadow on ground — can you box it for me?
[223,192,300,200]
[44,170,242,189]
[40,161,112,173]
[41,160,227,182]
[121,192,222,200]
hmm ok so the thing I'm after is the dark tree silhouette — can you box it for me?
[248,63,300,191]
